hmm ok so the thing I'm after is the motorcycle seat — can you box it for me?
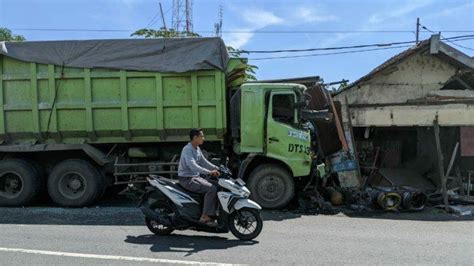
[177,184,205,202]
[159,178,204,203]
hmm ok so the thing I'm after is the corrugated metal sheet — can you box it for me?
[307,85,342,156]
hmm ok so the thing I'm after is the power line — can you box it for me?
[248,35,474,60]
[159,3,168,30]
[421,24,474,51]
[443,38,474,51]
[223,30,416,33]
[9,28,474,34]
[244,40,417,53]
[11,28,131,32]
[145,12,161,28]
[8,27,473,52]
[446,36,474,42]
[145,4,173,29]
[443,35,474,40]
[7,27,473,52]
[244,34,474,54]
[249,45,413,60]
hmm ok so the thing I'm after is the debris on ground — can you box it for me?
[376,168,436,193]
[447,205,474,216]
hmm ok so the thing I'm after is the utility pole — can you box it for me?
[214,5,223,37]
[416,17,420,44]
[159,2,167,31]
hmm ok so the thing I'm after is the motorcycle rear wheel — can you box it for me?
[145,217,174,236]
[228,208,263,241]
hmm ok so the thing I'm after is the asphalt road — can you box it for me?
[0,207,473,265]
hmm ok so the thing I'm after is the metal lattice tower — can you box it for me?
[172,0,193,35]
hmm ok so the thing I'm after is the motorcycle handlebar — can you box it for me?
[201,166,232,179]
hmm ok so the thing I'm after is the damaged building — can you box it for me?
[334,34,474,201]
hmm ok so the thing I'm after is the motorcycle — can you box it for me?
[138,166,263,241]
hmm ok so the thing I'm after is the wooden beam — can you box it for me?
[327,93,348,151]
[433,117,449,211]
[454,76,473,90]
[345,95,362,187]
[445,142,459,177]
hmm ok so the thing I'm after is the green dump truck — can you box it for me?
[0,38,333,208]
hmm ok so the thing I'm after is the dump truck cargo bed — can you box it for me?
[0,39,229,145]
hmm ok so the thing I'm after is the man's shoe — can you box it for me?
[199,218,218,227]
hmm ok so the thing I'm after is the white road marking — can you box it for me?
[0,247,234,265]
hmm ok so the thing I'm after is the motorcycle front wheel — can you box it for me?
[228,208,263,241]
[145,217,174,236]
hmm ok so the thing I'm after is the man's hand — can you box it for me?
[209,170,220,177]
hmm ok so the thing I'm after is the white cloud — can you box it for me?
[368,0,433,24]
[223,4,340,48]
[225,33,254,49]
[297,7,338,23]
[241,9,285,28]
[224,8,284,48]
[424,2,474,20]
[224,29,255,49]
[319,0,434,48]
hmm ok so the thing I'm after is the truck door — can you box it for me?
[265,91,311,177]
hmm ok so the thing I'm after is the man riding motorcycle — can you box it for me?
[177,128,220,226]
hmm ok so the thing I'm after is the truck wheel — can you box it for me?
[47,159,104,207]
[0,159,41,206]
[248,164,295,209]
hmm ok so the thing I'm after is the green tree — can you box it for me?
[227,46,258,81]
[131,27,199,38]
[131,28,257,81]
[0,27,26,41]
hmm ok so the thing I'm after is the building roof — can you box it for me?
[335,35,474,95]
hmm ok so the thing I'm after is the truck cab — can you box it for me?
[231,83,315,209]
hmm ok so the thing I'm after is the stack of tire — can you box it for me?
[371,186,427,211]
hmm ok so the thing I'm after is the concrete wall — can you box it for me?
[350,103,474,127]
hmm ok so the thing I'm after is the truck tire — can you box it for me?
[47,159,104,207]
[248,164,295,209]
[0,159,41,206]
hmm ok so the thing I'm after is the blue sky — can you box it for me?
[1,0,473,83]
